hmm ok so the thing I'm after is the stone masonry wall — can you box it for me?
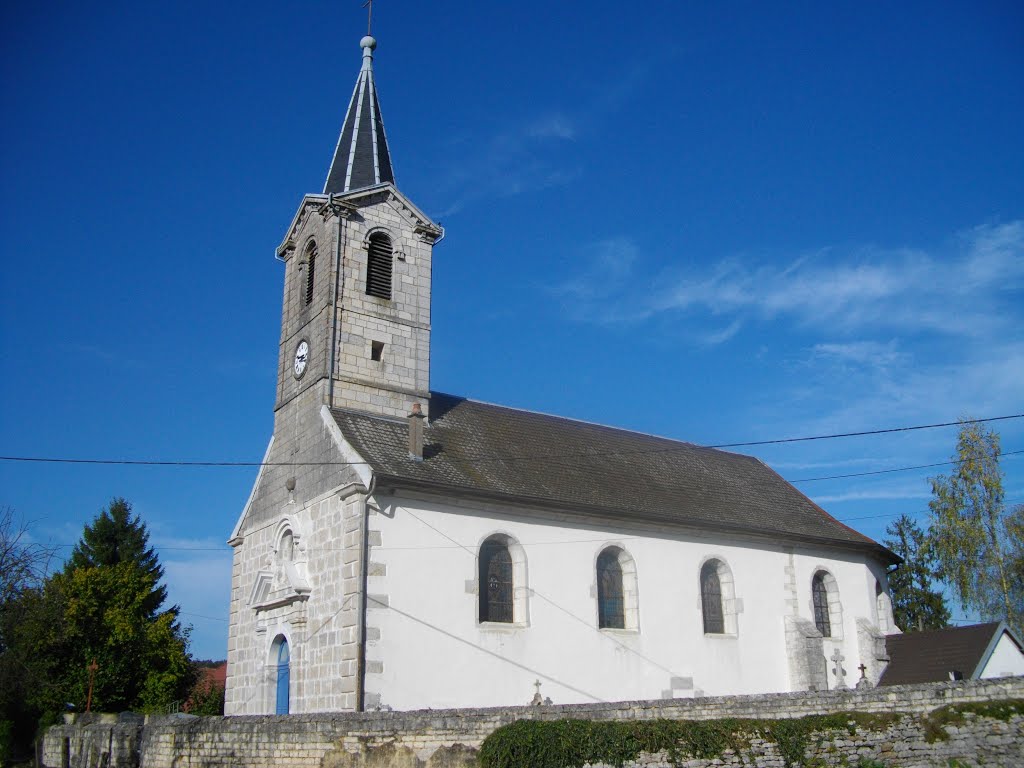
[44,677,1024,768]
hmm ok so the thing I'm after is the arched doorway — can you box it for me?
[274,636,290,714]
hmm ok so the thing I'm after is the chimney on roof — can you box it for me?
[408,402,425,461]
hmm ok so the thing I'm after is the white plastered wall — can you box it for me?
[362,493,885,710]
[980,633,1024,679]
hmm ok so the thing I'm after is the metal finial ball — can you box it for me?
[360,35,377,50]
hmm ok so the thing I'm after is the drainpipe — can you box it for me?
[356,473,376,711]
[328,194,347,407]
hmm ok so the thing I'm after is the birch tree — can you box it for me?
[928,420,1023,634]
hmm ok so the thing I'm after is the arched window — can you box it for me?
[701,561,725,634]
[304,242,317,306]
[366,232,393,299]
[595,546,639,630]
[479,536,513,623]
[812,571,832,637]
[597,549,625,628]
[273,636,290,714]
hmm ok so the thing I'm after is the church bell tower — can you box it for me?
[274,35,442,420]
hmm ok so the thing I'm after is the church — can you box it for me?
[223,33,899,716]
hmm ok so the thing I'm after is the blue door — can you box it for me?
[275,638,290,714]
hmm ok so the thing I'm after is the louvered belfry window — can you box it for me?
[479,537,513,623]
[597,548,625,629]
[701,561,725,634]
[366,233,393,299]
[304,242,317,306]
[812,572,832,637]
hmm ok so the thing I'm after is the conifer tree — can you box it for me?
[884,514,950,631]
[66,498,168,616]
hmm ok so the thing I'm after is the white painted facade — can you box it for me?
[361,492,894,710]
[980,631,1024,679]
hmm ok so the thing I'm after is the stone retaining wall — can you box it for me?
[43,677,1024,768]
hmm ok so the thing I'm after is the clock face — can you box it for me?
[293,340,309,379]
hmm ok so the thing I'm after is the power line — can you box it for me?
[1,413,1021,468]
[788,449,1024,484]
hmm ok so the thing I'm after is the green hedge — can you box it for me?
[478,702,1024,768]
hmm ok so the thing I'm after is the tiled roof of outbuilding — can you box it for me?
[879,623,1008,685]
[331,393,895,560]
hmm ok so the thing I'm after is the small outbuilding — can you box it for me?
[879,621,1024,685]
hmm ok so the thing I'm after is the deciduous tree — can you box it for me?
[928,420,1024,634]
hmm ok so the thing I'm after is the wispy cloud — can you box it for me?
[811,340,905,369]
[527,114,577,140]
[810,485,932,504]
[558,221,1024,341]
[431,64,651,218]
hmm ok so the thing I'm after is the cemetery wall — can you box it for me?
[42,677,1024,768]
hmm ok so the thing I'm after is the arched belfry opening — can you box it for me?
[366,232,393,299]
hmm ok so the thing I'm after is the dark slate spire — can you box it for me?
[323,36,395,194]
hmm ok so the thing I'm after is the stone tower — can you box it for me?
[225,33,442,716]
[274,35,442,421]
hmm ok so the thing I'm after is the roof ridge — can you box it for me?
[433,390,740,454]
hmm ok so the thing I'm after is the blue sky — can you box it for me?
[2,1,1022,660]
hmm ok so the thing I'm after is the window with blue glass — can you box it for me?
[701,561,725,634]
[812,572,832,638]
[597,547,625,629]
[479,536,513,623]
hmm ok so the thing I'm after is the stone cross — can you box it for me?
[856,662,873,690]
[830,648,847,689]
[530,679,544,706]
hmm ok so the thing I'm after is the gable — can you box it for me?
[277,185,439,258]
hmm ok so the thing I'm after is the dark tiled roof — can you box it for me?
[878,623,1003,685]
[331,393,894,559]
[323,37,394,195]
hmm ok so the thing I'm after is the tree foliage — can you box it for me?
[0,508,56,762]
[1,499,193,758]
[66,497,168,616]
[928,421,1024,635]
[884,514,950,631]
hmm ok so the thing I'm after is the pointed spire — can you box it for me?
[323,36,395,195]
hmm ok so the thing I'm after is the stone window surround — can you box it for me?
[810,568,844,640]
[697,555,739,636]
[593,544,639,633]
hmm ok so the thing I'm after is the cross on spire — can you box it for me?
[363,0,374,36]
